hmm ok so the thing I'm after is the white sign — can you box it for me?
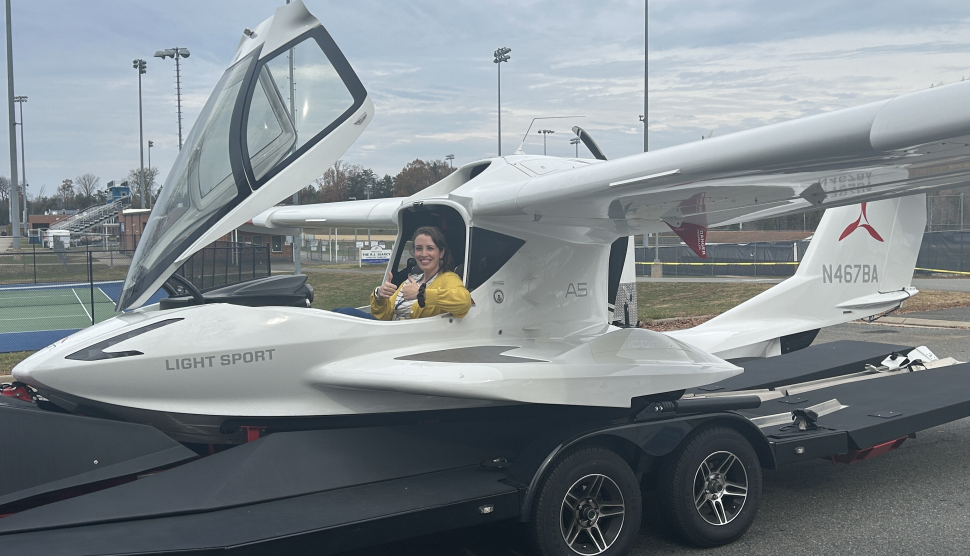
[356,241,364,248]
[361,248,392,264]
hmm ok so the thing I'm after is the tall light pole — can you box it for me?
[153,47,190,150]
[14,94,26,234]
[570,136,580,158]
[445,154,454,168]
[285,0,302,275]
[537,129,554,156]
[5,0,21,248]
[493,47,511,156]
[133,59,147,209]
[643,0,648,153]
[644,0,660,275]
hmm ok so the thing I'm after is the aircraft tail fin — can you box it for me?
[668,194,926,359]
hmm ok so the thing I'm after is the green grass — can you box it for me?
[300,261,388,271]
[636,282,774,321]
[304,270,384,311]
[1,351,33,375]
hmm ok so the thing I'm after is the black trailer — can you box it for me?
[3,339,970,556]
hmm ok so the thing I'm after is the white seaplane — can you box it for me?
[10,4,970,556]
[8,0,970,446]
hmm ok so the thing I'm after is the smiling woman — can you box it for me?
[366,226,470,321]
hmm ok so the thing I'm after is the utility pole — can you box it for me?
[493,47,511,156]
[133,59,147,209]
[570,137,580,157]
[14,94,25,234]
[5,0,20,249]
[537,129,554,156]
[446,154,454,168]
[286,0,301,274]
[147,140,154,207]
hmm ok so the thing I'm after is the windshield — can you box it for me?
[117,31,363,311]
[116,53,257,311]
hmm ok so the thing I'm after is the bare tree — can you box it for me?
[74,173,100,197]
[126,166,161,204]
[58,179,75,209]
[0,175,9,202]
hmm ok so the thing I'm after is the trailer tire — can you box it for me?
[658,425,762,547]
[529,447,641,556]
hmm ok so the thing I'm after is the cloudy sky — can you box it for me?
[3,0,970,199]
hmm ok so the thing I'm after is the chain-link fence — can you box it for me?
[636,231,970,277]
[926,193,970,232]
[916,231,970,274]
[300,233,396,263]
[0,241,271,353]
[177,242,271,291]
[635,241,808,277]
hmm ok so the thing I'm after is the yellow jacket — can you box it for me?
[370,271,471,320]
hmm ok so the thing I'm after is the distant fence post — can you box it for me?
[32,242,37,284]
[87,251,95,326]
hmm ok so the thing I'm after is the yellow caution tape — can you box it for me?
[915,267,970,276]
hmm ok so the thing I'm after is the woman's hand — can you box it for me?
[377,279,397,299]
[399,278,420,301]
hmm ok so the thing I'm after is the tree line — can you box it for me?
[0,158,456,227]
[293,158,456,204]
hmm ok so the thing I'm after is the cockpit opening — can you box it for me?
[389,204,467,286]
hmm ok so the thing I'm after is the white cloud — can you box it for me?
[4,1,970,189]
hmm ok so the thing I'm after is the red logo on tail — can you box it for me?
[839,203,884,242]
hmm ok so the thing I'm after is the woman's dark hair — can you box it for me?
[411,226,455,272]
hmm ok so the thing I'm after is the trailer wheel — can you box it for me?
[530,447,641,556]
[658,426,762,547]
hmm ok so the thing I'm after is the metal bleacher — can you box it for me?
[50,196,131,234]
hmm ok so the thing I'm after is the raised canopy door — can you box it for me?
[118,1,372,310]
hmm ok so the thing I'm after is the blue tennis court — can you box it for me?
[0,281,139,352]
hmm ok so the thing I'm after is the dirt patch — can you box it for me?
[641,315,714,332]
[897,290,970,314]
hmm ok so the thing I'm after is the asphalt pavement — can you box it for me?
[346,317,970,556]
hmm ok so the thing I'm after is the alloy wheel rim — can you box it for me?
[560,473,625,555]
[693,450,748,526]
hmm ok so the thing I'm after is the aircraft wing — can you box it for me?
[470,80,970,240]
[252,197,403,231]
